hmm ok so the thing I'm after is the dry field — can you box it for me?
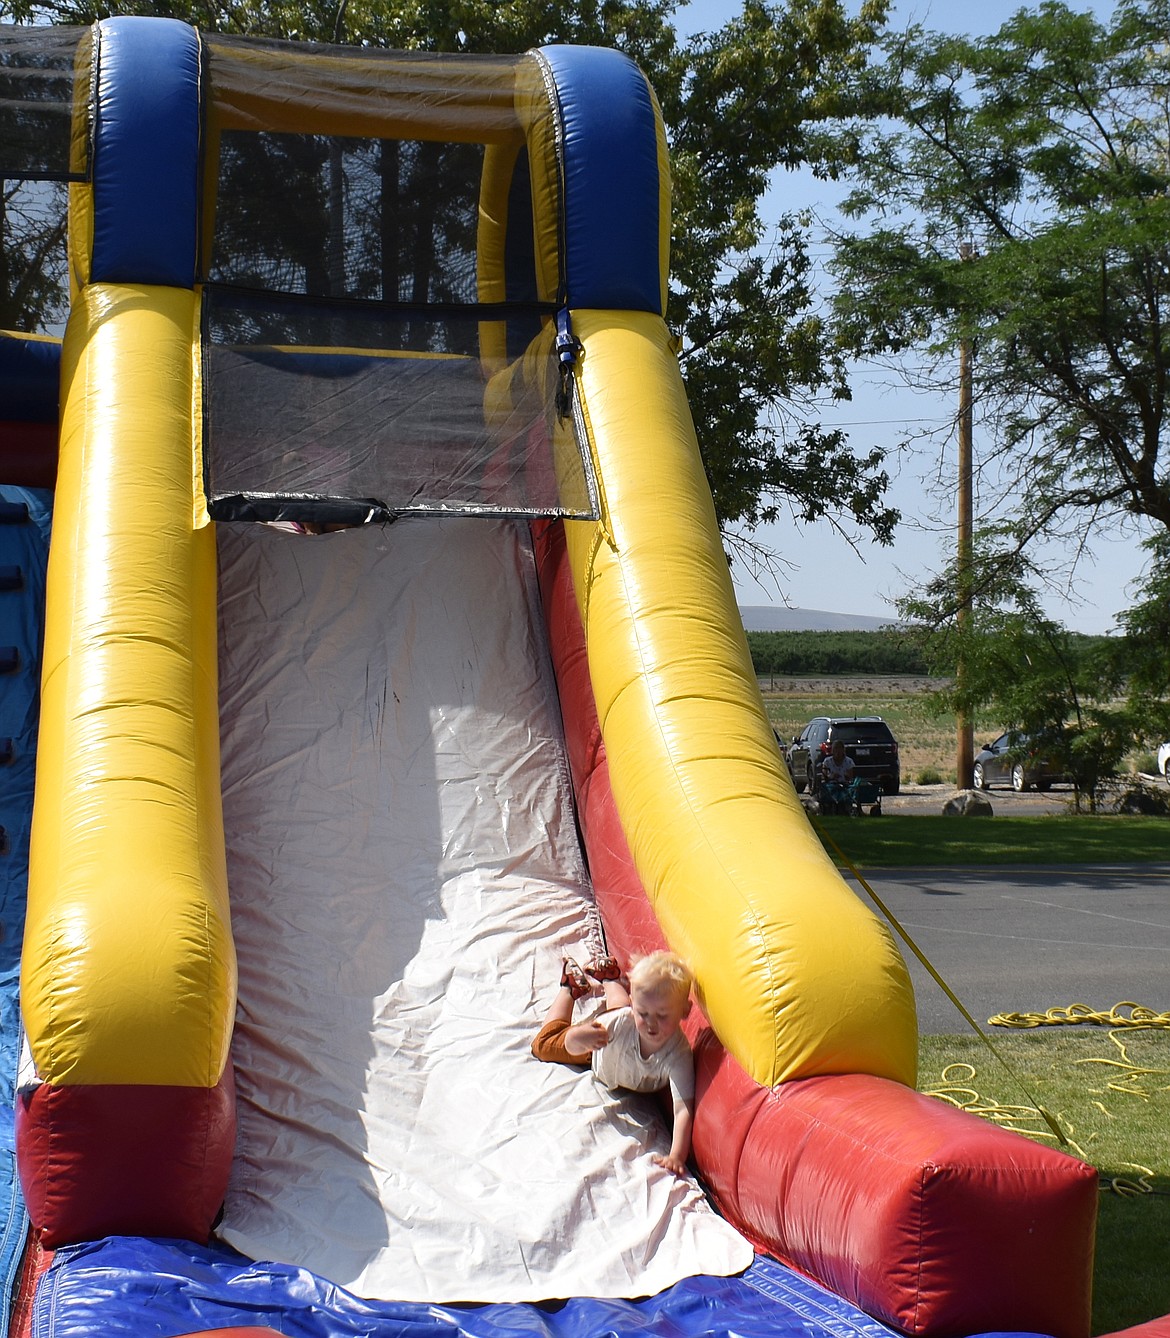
[759,676,992,786]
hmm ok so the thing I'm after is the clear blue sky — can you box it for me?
[672,0,1139,634]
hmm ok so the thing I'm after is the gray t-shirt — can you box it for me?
[823,753,855,782]
[590,1007,694,1105]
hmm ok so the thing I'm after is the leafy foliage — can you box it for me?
[747,628,931,676]
[1115,532,1170,737]
[1,0,900,558]
[822,0,1170,585]
[666,0,897,539]
[898,538,1137,809]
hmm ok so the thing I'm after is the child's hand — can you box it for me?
[652,1152,689,1177]
[568,1020,609,1053]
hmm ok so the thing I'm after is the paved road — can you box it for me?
[841,863,1170,1034]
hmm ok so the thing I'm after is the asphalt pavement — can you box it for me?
[843,861,1170,1034]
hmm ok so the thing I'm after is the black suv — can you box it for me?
[786,716,901,796]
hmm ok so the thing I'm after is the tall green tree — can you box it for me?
[1115,532,1170,731]
[664,0,895,543]
[899,540,1135,810]
[822,0,1170,601]
[2,0,899,556]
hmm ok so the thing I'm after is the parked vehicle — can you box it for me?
[786,716,901,796]
[1158,741,1170,781]
[972,732,1071,792]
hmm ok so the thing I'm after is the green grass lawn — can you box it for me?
[820,813,1170,1331]
[768,698,1170,1328]
[817,815,1170,867]
[919,1029,1170,1334]
[762,684,1170,1330]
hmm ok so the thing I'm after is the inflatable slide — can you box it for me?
[0,16,1137,1338]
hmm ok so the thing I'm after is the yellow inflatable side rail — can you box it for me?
[22,283,235,1088]
[563,309,918,1091]
[21,32,911,1102]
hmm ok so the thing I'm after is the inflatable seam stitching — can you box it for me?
[527,49,567,306]
[912,1162,927,1332]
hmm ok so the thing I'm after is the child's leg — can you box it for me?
[531,1015,591,1065]
[532,960,594,1067]
[585,954,629,1010]
[541,957,592,1027]
[541,986,575,1029]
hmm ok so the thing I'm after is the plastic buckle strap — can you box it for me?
[554,307,582,420]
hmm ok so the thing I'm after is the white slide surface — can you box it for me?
[214,517,753,1302]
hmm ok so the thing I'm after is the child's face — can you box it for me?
[629,980,690,1054]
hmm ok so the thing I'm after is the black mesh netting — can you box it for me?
[0,26,82,329]
[0,25,86,182]
[208,132,483,308]
[203,288,596,522]
[200,37,589,523]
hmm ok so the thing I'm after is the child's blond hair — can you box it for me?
[628,950,692,1005]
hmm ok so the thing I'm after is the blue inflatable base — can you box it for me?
[29,1236,1056,1338]
[31,1238,877,1338]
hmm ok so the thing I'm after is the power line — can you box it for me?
[818,415,953,426]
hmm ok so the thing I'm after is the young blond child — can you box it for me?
[531,949,695,1176]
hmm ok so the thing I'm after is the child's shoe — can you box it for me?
[560,957,592,1000]
[585,954,623,983]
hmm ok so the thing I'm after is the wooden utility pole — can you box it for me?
[956,240,975,789]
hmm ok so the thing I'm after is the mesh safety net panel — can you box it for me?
[202,290,595,522]
[0,25,85,182]
[0,25,83,332]
[200,37,592,524]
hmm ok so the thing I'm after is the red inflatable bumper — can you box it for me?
[692,1033,1097,1338]
[534,517,1099,1338]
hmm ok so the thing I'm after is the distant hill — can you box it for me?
[738,605,900,633]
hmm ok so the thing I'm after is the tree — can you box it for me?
[663,0,896,547]
[0,29,74,329]
[822,0,1170,604]
[1114,532,1170,736]
[0,180,67,330]
[1,0,899,559]
[899,538,1136,809]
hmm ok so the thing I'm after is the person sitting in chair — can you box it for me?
[820,739,858,815]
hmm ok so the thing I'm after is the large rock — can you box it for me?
[943,789,994,817]
[1111,783,1170,816]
